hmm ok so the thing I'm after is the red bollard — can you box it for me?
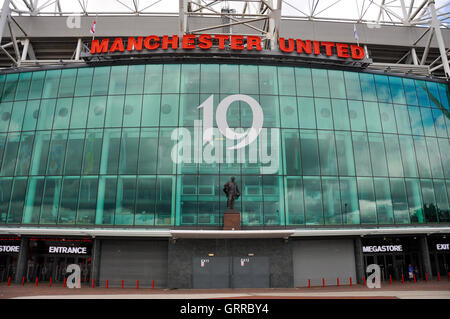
[137,280,139,289]
[63,277,66,288]
[337,277,340,287]
[308,279,311,288]
[92,279,95,288]
[363,277,366,286]
[437,273,440,281]
[49,277,52,287]
[152,280,155,290]
[389,275,392,284]
[350,277,352,286]
[425,273,428,282]
[22,276,25,286]
[106,280,109,289]
[413,274,416,283]
[402,274,404,284]
[35,277,38,287]
[7,276,11,286]
[448,273,450,281]
[322,278,325,288]
[121,280,124,289]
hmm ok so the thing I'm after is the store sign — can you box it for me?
[436,244,449,251]
[90,34,365,60]
[0,245,20,253]
[362,245,403,253]
[48,246,88,254]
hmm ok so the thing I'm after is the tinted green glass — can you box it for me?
[15,132,34,176]
[414,136,432,178]
[384,134,404,177]
[46,130,67,175]
[403,78,418,105]
[15,72,31,100]
[74,68,93,97]
[373,177,394,224]
[340,177,360,224]
[108,65,127,95]
[260,95,279,128]
[408,106,424,135]
[39,177,61,224]
[318,130,337,175]
[135,176,156,225]
[138,128,158,174]
[87,96,106,128]
[0,179,12,224]
[42,70,61,99]
[22,100,40,131]
[64,130,85,175]
[180,64,200,93]
[6,178,27,224]
[363,102,381,132]
[343,71,362,100]
[22,176,44,224]
[335,131,355,176]
[420,107,436,137]
[142,94,161,126]
[328,70,346,99]
[36,99,57,130]
[263,175,284,225]
[295,68,313,97]
[115,176,136,225]
[69,97,89,129]
[29,131,51,175]
[374,75,392,103]
[58,69,77,97]
[311,69,329,98]
[242,175,263,226]
[298,97,316,129]
[105,95,124,127]
[322,177,342,224]
[331,99,350,130]
[415,80,430,107]
[91,67,110,96]
[82,129,102,175]
[58,177,79,224]
[95,176,117,225]
[420,179,438,222]
[437,138,450,179]
[425,137,444,178]
[368,133,388,176]
[155,176,174,225]
[53,98,72,129]
[2,74,19,102]
[179,94,199,126]
[201,64,220,93]
[379,103,397,133]
[304,176,323,225]
[126,64,145,95]
[399,135,418,177]
[437,83,449,109]
[123,95,142,127]
[405,178,425,223]
[315,98,333,129]
[144,64,163,94]
[280,96,298,128]
[360,73,377,101]
[389,76,406,104]
[352,132,372,176]
[197,174,220,225]
[76,176,98,225]
[162,64,180,93]
[118,128,139,174]
[282,129,301,175]
[394,105,412,134]
[390,178,410,224]
[434,180,450,223]
[285,177,305,225]
[0,133,20,176]
[432,109,448,138]
[0,102,13,132]
[348,100,366,131]
[9,101,26,132]
[259,65,278,95]
[278,66,295,95]
[300,130,320,175]
[357,177,377,224]
[426,81,441,108]
[28,71,45,100]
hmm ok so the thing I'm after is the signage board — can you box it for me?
[362,245,403,253]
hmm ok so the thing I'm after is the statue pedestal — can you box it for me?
[223,209,241,230]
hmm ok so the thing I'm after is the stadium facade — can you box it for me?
[0,0,449,289]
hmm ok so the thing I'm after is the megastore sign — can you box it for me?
[90,34,366,60]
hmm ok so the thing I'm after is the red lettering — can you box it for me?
[214,35,229,49]
[247,36,262,51]
[144,36,160,50]
[296,39,312,54]
[279,38,295,53]
[127,37,143,51]
[90,39,109,54]
[230,35,245,50]
[321,42,335,56]
[198,34,213,49]
[110,38,125,52]
[162,35,179,50]
[336,43,350,58]
[351,45,365,59]
[313,41,321,55]
[182,34,196,49]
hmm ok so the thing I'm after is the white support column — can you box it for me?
[75,38,82,60]
[179,0,187,36]
[0,0,11,44]
[411,48,419,65]
[428,0,450,77]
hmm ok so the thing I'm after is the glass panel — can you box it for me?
[118,128,139,175]
[74,68,93,96]
[259,65,278,95]
[331,99,350,130]
[42,70,61,99]
[311,69,329,98]
[437,83,449,109]
[162,64,180,93]
[22,100,40,131]
[6,178,27,223]
[58,69,77,97]
[363,101,382,132]
[322,177,342,224]
[197,175,219,225]
[389,76,406,104]
[142,94,161,127]
[76,177,98,225]
[348,100,366,131]
[403,78,418,105]
[315,98,333,130]
[29,131,51,175]
[360,73,377,101]
[426,81,441,108]
[304,176,323,225]
[263,175,284,225]
[178,175,197,225]
[373,177,394,224]
[298,97,316,129]
[374,75,392,103]
[46,131,67,175]
[379,103,397,133]
[415,80,430,107]
[99,128,120,175]
[180,64,200,94]
[398,135,418,177]
[0,102,12,133]
[28,71,45,99]
[87,96,106,128]
[123,94,142,127]
[9,101,26,132]
[91,67,110,96]
[144,64,163,94]
[405,179,425,223]
[39,177,62,224]
[179,94,199,126]
[420,179,438,222]
[437,138,450,179]
[22,176,44,224]
[69,97,89,129]
[328,70,346,99]
[0,133,20,176]
[384,134,404,177]
[368,133,388,176]
[105,95,124,127]
[425,137,444,178]
[318,130,337,175]
[155,176,173,225]
[15,72,31,100]
[295,67,313,97]
[420,107,436,137]
[352,132,372,176]
[282,129,301,175]
[135,176,156,225]
[0,133,5,171]
[285,177,304,225]
[335,131,355,176]
[158,128,177,174]
[200,64,220,93]
[344,71,362,100]
[126,64,145,95]
[95,176,117,225]
[36,99,57,130]
[138,128,158,174]
[300,129,320,175]
[357,177,377,224]
[434,180,450,223]
[115,176,136,225]
[2,74,19,102]
[390,178,410,224]
[278,66,295,96]
[82,129,102,175]
[0,179,12,224]
[58,177,79,224]
[15,132,34,176]
[64,130,85,175]
[242,175,263,226]
[432,109,448,138]
[413,136,432,178]
[52,98,72,130]
[280,96,298,128]
[259,95,279,128]
[394,105,412,134]
[160,94,179,126]
[408,106,424,135]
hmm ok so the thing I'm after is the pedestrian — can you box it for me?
[408,264,414,281]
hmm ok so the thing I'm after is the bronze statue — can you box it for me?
[223,177,240,210]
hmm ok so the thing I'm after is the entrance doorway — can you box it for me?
[430,252,450,277]
[0,255,17,282]
[26,255,91,283]
[363,252,423,282]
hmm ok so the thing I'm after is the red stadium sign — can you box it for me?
[90,34,365,60]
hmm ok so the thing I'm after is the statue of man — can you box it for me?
[223,177,240,210]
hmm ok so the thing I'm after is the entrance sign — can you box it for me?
[49,246,88,254]
[0,245,20,253]
[362,245,403,253]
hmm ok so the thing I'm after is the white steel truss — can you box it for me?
[0,0,448,78]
